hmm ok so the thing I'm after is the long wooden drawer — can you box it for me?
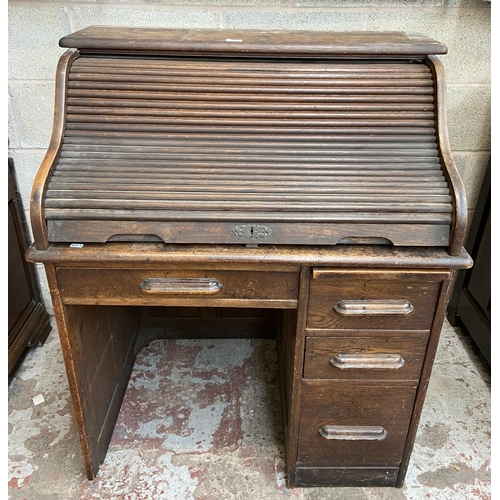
[56,267,299,308]
[307,269,447,330]
[303,333,429,381]
[297,382,417,467]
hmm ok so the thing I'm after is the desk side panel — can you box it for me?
[46,264,139,479]
[396,272,457,486]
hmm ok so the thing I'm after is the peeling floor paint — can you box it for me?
[8,319,490,499]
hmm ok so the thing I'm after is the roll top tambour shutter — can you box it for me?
[34,29,464,250]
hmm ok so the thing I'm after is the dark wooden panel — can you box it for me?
[448,159,489,362]
[282,267,311,484]
[46,220,451,248]
[458,287,491,365]
[8,303,52,374]
[456,193,490,360]
[297,382,417,467]
[303,334,429,381]
[61,304,139,477]
[8,199,33,330]
[8,159,51,374]
[465,210,491,315]
[277,308,298,445]
[135,307,279,348]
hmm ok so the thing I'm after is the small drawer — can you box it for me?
[303,334,429,381]
[307,269,446,330]
[57,267,299,308]
[297,382,417,467]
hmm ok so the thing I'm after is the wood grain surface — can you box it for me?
[303,334,429,381]
[42,53,453,247]
[297,382,418,467]
[59,27,447,57]
[56,267,299,308]
[307,276,442,330]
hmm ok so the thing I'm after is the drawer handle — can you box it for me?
[333,299,413,316]
[330,353,404,370]
[140,278,222,294]
[319,425,387,441]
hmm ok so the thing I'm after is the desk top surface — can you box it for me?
[26,243,472,270]
[59,27,447,57]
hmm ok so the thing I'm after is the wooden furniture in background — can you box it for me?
[8,158,51,375]
[27,28,471,488]
[448,160,490,365]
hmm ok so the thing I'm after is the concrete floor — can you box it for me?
[8,318,490,500]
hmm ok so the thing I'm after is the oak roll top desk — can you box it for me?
[27,27,472,488]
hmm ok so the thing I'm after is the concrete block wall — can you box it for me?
[8,0,491,312]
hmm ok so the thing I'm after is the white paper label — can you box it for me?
[32,394,45,406]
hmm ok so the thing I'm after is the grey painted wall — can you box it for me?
[8,0,491,312]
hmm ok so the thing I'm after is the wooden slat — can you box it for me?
[61,136,439,147]
[44,198,452,213]
[59,145,440,157]
[67,89,436,103]
[44,208,452,223]
[46,182,451,194]
[67,81,435,95]
[64,124,436,135]
[45,190,452,203]
[65,106,436,120]
[49,173,447,183]
[71,57,434,73]
[69,74,434,88]
[61,133,438,143]
[65,116,436,129]
[71,64,432,75]
[56,154,441,164]
[66,99,436,114]
[51,164,444,175]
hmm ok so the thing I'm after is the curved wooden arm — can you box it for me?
[426,55,467,256]
[30,49,79,250]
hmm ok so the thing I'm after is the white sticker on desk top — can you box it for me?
[226,39,243,42]
[70,243,84,248]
